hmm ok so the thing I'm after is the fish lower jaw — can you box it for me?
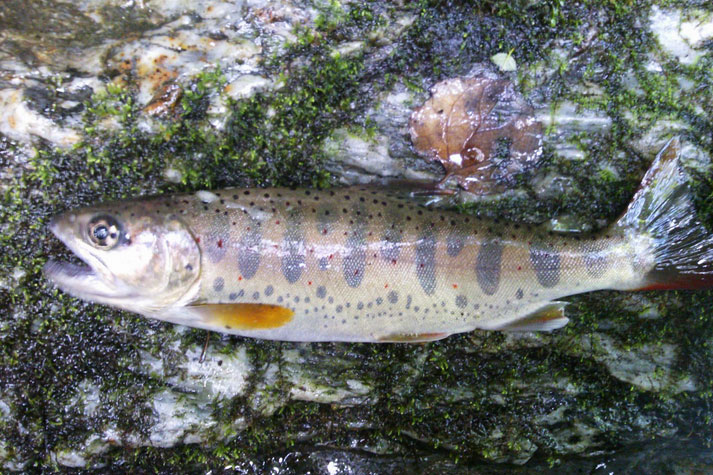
[44,259,130,303]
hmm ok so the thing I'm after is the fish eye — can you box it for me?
[88,215,121,249]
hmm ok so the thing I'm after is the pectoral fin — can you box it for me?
[188,303,294,330]
[496,302,569,332]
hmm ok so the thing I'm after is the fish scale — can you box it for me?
[45,139,713,342]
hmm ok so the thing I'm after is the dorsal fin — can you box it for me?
[496,302,569,332]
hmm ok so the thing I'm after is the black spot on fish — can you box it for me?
[455,295,467,308]
[388,291,398,304]
[213,277,224,292]
[476,241,503,295]
[252,291,260,300]
[229,292,238,301]
[416,229,437,295]
[317,286,327,298]
[516,288,524,300]
[265,285,274,296]
[530,244,561,287]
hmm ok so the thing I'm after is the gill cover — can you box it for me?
[45,203,201,316]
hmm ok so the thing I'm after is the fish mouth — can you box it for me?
[44,215,129,302]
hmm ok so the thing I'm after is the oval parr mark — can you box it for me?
[446,231,464,257]
[380,209,403,262]
[475,241,503,295]
[585,241,608,278]
[205,213,230,263]
[213,277,224,292]
[264,285,274,296]
[387,290,398,304]
[316,205,338,235]
[455,295,467,308]
[238,216,262,279]
[585,252,608,278]
[343,205,367,288]
[416,229,437,295]
[530,244,561,288]
[316,285,327,299]
[281,210,305,283]
[318,256,330,270]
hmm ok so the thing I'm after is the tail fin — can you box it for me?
[617,137,713,290]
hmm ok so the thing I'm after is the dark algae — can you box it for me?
[1,0,713,471]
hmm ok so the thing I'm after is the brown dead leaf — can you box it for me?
[409,76,543,194]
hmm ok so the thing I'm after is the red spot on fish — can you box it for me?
[247,227,251,231]
[392,259,397,265]
[217,239,223,248]
[322,229,327,234]
[238,276,243,281]
[452,284,458,289]
[195,237,201,243]
[308,281,312,285]
[517,266,522,271]
[354,270,359,276]
[276,220,280,225]
[329,254,334,259]
[527,241,532,246]
[420,263,424,268]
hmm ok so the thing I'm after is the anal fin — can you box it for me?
[496,302,569,332]
[188,303,294,331]
[378,332,450,343]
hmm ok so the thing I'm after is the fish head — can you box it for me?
[44,200,201,315]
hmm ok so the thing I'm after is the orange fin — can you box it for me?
[496,302,569,332]
[188,303,294,330]
[378,332,449,343]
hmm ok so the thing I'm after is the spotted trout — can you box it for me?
[45,139,713,342]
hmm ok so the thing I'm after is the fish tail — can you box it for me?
[617,137,713,290]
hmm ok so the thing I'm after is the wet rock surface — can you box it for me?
[1,0,713,471]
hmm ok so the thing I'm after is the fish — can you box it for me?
[44,138,713,342]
